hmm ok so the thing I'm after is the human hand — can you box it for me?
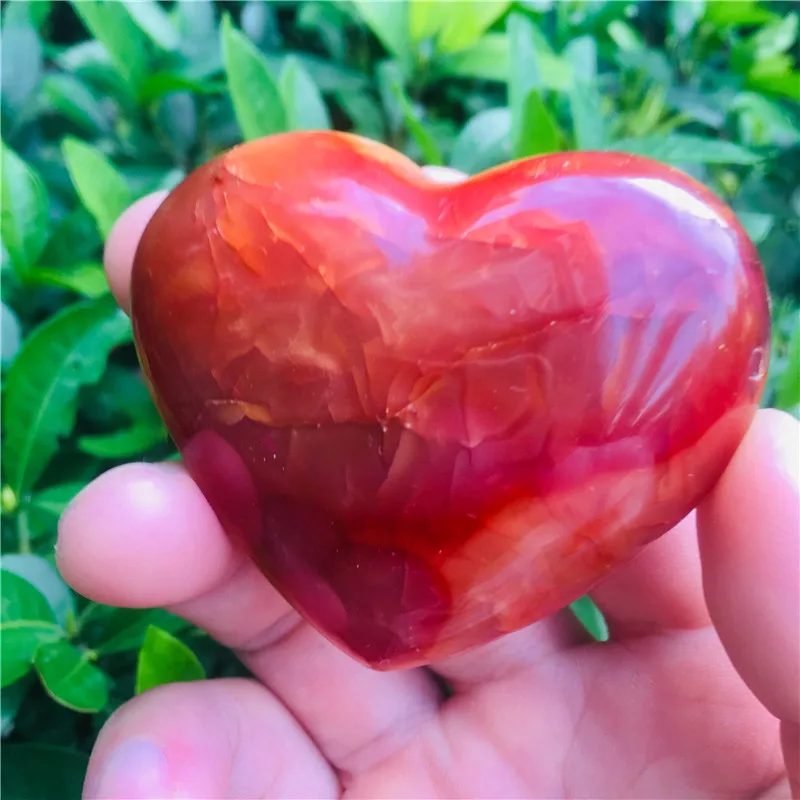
[58,185,799,799]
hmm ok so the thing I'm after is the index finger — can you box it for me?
[103,191,167,314]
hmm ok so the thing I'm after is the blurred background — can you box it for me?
[1,1,798,796]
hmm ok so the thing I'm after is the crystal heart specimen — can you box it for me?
[132,131,770,669]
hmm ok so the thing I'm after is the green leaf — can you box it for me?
[1,744,89,800]
[79,420,167,459]
[565,35,598,82]
[41,74,110,135]
[83,363,161,426]
[55,40,136,109]
[610,134,763,165]
[391,81,444,165]
[748,12,798,62]
[136,625,206,694]
[2,624,63,687]
[221,15,287,140]
[1,570,57,624]
[1,570,62,687]
[737,211,775,244]
[0,5,43,117]
[606,133,763,165]
[61,137,132,239]
[241,0,279,49]
[34,640,108,713]
[279,55,332,131]
[409,0,450,44]
[776,322,800,411]
[26,483,87,545]
[156,92,198,158]
[2,301,22,367]
[29,482,86,518]
[70,0,151,91]
[703,0,776,27]
[1,295,132,498]
[436,35,509,81]
[334,88,385,139]
[564,32,605,151]
[624,84,669,139]
[121,0,180,52]
[1,677,30,737]
[508,12,541,158]
[747,69,800,102]
[733,92,800,148]
[353,0,411,66]
[518,89,561,156]
[569,80,607,150]
[607,19,645,52]
[413,0,510,54]
[0,142,49,275]
[175,0,219,69]
[670,0,706,38]
[297,1,349,60]
[28,262,110,298]
[91,608,191,656]
[440,32,572,90]
[570,596,609,642]
[439,2,510,53]
[2,1,44,29]
[39,207,102,269]
[450,107,512,174]
[2,555,75,629]
[26,0,53,31]
[139,71,226,103]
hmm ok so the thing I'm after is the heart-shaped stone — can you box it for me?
[131,131,769,669]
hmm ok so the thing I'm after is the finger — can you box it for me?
[103,192,166,314]
[58,462,240,607]
[578,407,778,638]
[697,408,799,727]
[58,462,441,777]
[84,678,338,799]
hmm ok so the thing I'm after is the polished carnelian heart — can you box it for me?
[131,131,770,669]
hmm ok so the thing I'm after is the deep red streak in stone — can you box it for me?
[131,131,770,669]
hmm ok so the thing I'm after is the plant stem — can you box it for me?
[17,509,31,554]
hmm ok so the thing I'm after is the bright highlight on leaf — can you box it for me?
[0,142,49,274]
[2,295,132,498]
[1,570,63,688]
[570,595,610,642]
[61,138,132,238]
[35,641,108,713]
[135,625,206,695]
[221,14,286,140]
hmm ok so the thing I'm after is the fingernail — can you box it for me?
[86,739,172,799]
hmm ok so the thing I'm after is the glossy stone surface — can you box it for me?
[131,131,770,669]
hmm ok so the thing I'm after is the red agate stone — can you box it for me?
[131,131,770,669]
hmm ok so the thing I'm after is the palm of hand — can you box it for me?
[347,624,779,799]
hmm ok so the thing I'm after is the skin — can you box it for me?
[57,169,799,799]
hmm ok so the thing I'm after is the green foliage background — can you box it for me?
[1,1,798,795]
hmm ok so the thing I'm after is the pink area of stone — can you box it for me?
[131,131,770,669]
